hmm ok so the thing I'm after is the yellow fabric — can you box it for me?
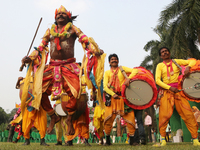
[93,105,105,130]
[81,76,86,93]
[155,59,196,89]
[21,47,48,116]
[32,48,48,109]
[159,90,198,139]
[104,96,135,136]
[10,113,22,125]
[21,63,33,116]
[55,116,68,142]
[104,105,135,136]
[23,106,47,139]
[77,29,106,109]
[67,114,89,141]
[104,66,138,96]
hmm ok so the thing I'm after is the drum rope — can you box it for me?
[127,98,141,101]
[190,75,200,80]
[130,85,142,90]
[179,83,200,91]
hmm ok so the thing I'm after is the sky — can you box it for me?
[0,0,173,113]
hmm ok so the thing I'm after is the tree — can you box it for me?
[0,107,8,125]
[140,26,172,75]
[158,0,200,59]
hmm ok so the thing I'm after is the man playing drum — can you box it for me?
[103,53,138,146]
[21,5,103,136]
[155,47,200,146]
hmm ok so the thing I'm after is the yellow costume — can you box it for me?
[155,59,198,139]
[103,66,138,136]
[54,99,68,143]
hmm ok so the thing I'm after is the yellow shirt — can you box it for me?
[103,66,138,96]
[155,59,196,89]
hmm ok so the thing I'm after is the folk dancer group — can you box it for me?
[14,5,200,147]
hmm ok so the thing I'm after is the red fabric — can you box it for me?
[54,26,65,50]
[42,59,80,113]
[163,60,174,79]
[84,105,90,128]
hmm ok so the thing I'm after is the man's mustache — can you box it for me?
[57,15,65,19]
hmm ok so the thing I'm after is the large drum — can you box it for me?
[54,103,67,116]
[122,67,157,110]
[178,59,200,102]
[59,93,88,119]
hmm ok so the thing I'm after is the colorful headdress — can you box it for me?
[55,5,72,19]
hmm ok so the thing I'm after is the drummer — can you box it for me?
[103,53,139,146]
[155,47,200,146]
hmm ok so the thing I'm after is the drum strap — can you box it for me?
[119,66,128,79]
[172,59,182,75]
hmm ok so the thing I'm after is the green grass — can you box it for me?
[0,142,200,150]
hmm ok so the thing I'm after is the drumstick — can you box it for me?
[179,83,200,92]
[19,17,43,71]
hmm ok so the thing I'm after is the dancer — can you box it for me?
[103,53,138,146]
[21,5,104,136]
[154,47,200,146]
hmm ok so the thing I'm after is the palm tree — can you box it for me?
[140,26,171,75]
[158,0,200,59]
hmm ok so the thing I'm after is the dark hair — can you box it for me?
[158,47,170,56]
[108,53,119,62]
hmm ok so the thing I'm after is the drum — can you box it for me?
[179,71,200,101]
[178,59,200,102]
[54,103,67,116]
[61,93,88,120]
[121,67,157,110]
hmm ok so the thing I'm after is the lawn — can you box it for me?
[0,142,200,150]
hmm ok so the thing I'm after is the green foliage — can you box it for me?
[0,107,9,125]
[0,123,8,131]
[142,0,200,74]
[158,0,200,59]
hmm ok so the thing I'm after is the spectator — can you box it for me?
[144,111,152,143]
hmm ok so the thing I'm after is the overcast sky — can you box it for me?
[0,0,172,112]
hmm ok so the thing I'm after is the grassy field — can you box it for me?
[0,142,200,150]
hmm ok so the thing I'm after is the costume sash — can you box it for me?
[54,26,65,50]
[107,67,121,94]
[163,60,174,80]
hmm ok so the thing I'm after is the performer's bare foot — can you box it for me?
[66,115,75,135]
[47,113,60,133]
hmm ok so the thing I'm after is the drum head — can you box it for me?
[182,72,200,99]
[54,104,67,116]
[125,80,153,106]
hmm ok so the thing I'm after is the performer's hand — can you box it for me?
[169,87,179,93]
[91,94,96,101]
[124,78,131,87]
[99,49,104,55]
[94,49,104,57]
[22,56,31,64]
[184,66,191,78]
[113,94,120,99]
[18,77,24,82]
